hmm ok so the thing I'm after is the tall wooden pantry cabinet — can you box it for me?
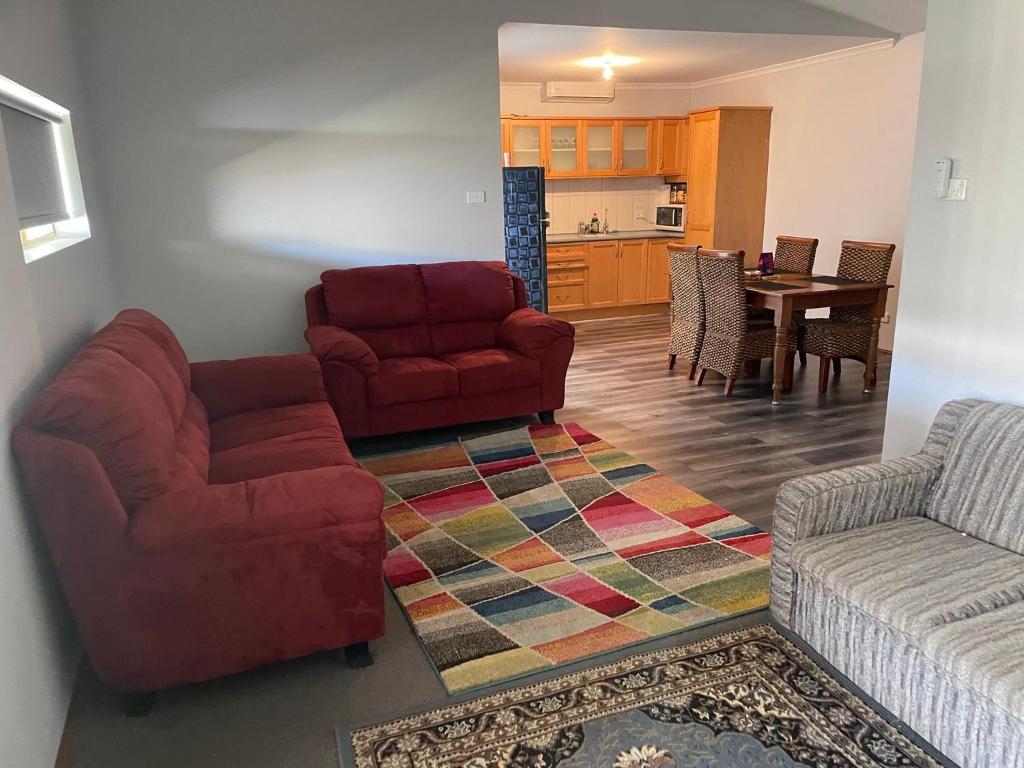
[682,106,772,266]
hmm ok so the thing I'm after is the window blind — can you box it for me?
[0,103,68,226]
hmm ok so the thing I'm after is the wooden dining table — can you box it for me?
[744,272,892,405]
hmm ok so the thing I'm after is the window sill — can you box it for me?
[22,216,91,263]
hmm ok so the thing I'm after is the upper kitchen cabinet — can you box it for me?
[618,120,653,176]
[507,120,544,167]
[544,120,582,177]
[657,117,688,178]
[583,120,616,176]
[682,106,771,266]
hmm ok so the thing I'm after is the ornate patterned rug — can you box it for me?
[345,624,944,768]
[360,422,771,695]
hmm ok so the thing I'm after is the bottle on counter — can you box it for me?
[590,213,600,234]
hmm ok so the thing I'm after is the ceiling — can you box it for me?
[498,24,888,85]
[798,0,927,35]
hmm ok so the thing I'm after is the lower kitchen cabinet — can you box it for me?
[617,240,648,305]
[547,238,671,316]
[584,241,620,308]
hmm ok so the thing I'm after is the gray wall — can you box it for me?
[0,0,117,765]
[73,0,890,361]
[884,0,1024,457]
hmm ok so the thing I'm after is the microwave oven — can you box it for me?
[655,204,685,232]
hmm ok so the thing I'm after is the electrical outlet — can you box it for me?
[634,207,645,220]
[881,314,891,324]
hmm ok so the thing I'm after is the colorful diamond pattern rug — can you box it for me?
[361,423,772,695]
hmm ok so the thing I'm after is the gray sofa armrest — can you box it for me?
[770,454,943,627]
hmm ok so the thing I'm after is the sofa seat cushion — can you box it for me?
[208,402,354,484]
[367,357,458,407]
[442,348,540,397]
[790,516,1024,636]
[916,600,1024,719]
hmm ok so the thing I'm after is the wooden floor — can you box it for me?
[558,314,889,531]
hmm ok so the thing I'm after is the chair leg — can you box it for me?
[723,377,736,396]
[783,352,795,393]
[798,350,807,367]
[750,359,762,377]
[695,368,707,385]
[687,362,698,380]
[538,410,555,425]
[870,366,877,388]
[833,358,842,376]
[818,357,831,394]
[668,354,677,370]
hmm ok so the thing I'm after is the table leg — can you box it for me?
[772,299,793,405]
[863,288,888,393]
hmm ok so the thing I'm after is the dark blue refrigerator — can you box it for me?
[502,166,548,312]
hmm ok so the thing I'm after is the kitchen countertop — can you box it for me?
[547,230,683,245]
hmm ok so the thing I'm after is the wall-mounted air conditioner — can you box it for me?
[541,81,615,103]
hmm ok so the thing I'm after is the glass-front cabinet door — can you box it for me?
[583,120,615,176]
[508,121,544,167]
[619,120,653,175]
[544,120,581,177]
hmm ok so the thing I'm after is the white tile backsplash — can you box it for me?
[547,177,663,234]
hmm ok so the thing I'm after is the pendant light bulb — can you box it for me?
[602,64,614,81]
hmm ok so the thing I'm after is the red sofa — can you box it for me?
[11,309,385,700]
[304,261,575,437]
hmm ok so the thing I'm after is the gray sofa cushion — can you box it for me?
[789,516,1024,635]
[927,401,1024,554]
[917,600,1024,720]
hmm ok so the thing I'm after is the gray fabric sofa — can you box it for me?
[771,399,1024,768]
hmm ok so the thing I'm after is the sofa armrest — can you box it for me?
[497,308,575,359]
[190,354,327,421]
[304,325,379,377]
[770,454,943,627]
[130,465,383,551]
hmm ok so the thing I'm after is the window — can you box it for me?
[0,74,90,262]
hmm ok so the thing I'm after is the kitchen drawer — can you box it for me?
[548,262,587,284]
[548,283,587,311]
[548,245,587,262]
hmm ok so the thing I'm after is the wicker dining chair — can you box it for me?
[696,250,794,396]
[667,244,704,378]
[748,235,820,333]
[798,239,895,394]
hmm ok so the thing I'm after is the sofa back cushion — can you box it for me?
[927,401,1024,554]
[28,309,202,508]
[319,261,515,358]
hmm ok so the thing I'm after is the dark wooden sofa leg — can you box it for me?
[344,642,374,669]
[538,410,556,425]
[121,691,158,717]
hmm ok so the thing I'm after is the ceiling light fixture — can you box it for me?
[577,53,639,82]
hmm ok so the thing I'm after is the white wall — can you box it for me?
[884,1,1024,457]
[0,0,117,765]
[688,35,924,350]
[71,0,892,361]
[546,177,667,235]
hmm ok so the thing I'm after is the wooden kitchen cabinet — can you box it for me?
[618,120,654,175]
[585,241,620,307]
[508,120,545,168]
[655,118,682,175]
[582,120,616,176]
[645,240,672,303]
[617,240,648,305]
[544,120,582,177]
[682,106,771,266]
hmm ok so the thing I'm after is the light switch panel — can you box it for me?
[947,178,968,201]
[465,190,486,204]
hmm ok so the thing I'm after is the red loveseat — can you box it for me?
[304,261,575,438]
[11,309,385,703]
